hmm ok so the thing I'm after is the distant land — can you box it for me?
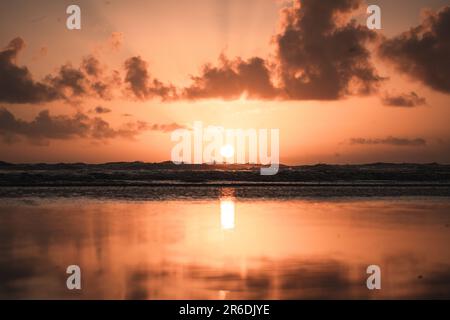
[1,161,450,186]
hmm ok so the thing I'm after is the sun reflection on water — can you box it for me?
[220,199,235,230]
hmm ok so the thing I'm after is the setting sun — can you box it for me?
[220,144,235,159]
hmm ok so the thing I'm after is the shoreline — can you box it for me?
[1,184,450,200]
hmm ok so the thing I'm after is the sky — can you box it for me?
[0,0,449,164]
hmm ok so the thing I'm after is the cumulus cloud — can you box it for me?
[0,37,58,103]
[124,56,177,100]
[275,0,382,100]
[379,6,450,94]
[381,91,427,107]
[183,55,278,100]
[3,3,448,104]
[46,55,120,101]
[350,136,427,147]
[0,37,123,104]
[181,0,382,101]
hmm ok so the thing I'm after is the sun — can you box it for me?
[220,144,235,159]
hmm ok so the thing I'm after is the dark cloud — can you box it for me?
[124,56,177,101]
[124,56,147,99]
[350,136,427,147]
[82,55,102,77]
[150,123,187,132]
[0,107,185,145]
[3,4,447,104]
[382,92,426,107]
[91,80,112,100]
[379,6,450,94]
[0,107,147,144]
[275,0,382,100]
[46,56,120,101]
[181,0,382,101]
[46,64,88,98]
[93,106,111,114]
[0,37,58,104]
[183,55,278,100]
[0,37,121,104]
[94,69,121,100]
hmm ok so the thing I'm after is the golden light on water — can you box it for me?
[220,199,235,230]
[2,198,450,299]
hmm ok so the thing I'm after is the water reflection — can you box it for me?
[0,196,449,299]
[220,199,235,230]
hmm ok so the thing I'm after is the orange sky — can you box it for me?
[0,0,449,164]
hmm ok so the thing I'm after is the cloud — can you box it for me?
[0,1,388,105]
[181,0,382,101]
[82,55,102,77]
[0,37,121,104]
[124,56,177,101]
[0,107,147,144]
[379,6,450,94]
[150,123,187,132]
[0,107,186,145]
[275,0,382,100]
[5,3,448,104]
[0,37,59,104]
[183,55,278,100]
[45,54,120,101]
[0,39,175,103]
[88,117,148,140]
[46,55,121,101]
[381,91,426,107]
[93,106,111,114]
[46,64,88,98]
[350,136,427,147]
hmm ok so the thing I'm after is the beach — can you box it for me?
[1,184,449,299]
